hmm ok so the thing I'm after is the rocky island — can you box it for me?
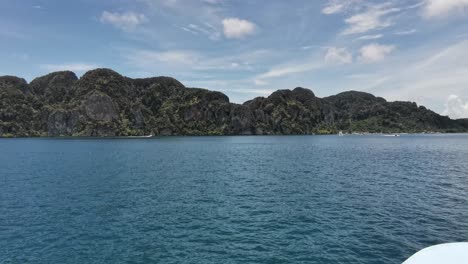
[1,68,467,137]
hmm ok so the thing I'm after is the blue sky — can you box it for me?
[1,0,468,118]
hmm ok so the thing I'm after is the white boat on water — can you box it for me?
[127,134,153,138]
[383,134,400,137]
[338,131,344,136]
[403,243,468,264]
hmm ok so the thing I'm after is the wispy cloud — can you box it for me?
[254,63,321,86]
[124,48,272,74]
[324,47,353,64]
[423,0,468,18]
[394,29,417,35]
[180,23,221,40]
[100,11,147,31]
[137,0,224,30]
[356,34,384,40]
[322,0,362,15]
[342,3,401,35]
[301,45,332,50]
[40,63,99,72]
[202,0,223,4]
[258,65,315,79]
[127,50,199,67]
[349,39,468,116]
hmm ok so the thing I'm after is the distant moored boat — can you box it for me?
[127,134,153,138]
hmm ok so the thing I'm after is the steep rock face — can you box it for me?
[47,109,80,136]
[1,69,467,137]
[131,107,145,129]
[230,104,254,135]
[83,91,119,122]
[70,69,144,136]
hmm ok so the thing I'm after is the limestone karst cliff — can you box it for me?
[1,68,466,137]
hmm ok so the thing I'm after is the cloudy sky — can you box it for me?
[1,0,468,118]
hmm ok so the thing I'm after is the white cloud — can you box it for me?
[443,94,468,118]
[359,43,395,63]
[222,18,256,39]
[40,63,98,72]
[423,0,468,18]
[342,3,400,35]
[100,11,147,31]
[324,47,353,64]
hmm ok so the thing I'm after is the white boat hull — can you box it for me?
[403,243,468,264]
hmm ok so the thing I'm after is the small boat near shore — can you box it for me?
[126,134,153,138]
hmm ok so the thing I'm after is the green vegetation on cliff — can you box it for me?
[1,68,467,137]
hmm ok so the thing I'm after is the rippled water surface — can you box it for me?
[1,135,468,264]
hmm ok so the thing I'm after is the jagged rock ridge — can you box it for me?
[0,68,467,137]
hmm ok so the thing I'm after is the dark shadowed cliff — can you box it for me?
[1,68,467,137]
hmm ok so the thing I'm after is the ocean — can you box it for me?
[1,135,468,263]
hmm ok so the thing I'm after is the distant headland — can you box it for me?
[1,68,467,137]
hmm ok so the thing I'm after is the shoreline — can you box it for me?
[1,132,467,139]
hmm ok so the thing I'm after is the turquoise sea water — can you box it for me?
[1,135,468,264]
